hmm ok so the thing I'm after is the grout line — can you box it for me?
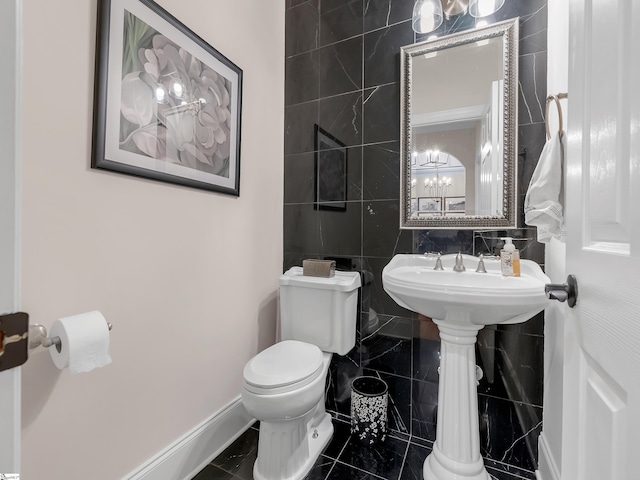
[360,0,365,263]
[322,458,338,480]
[285,81,397,109]
[395,438,411,480]
[486,461,537,480]
[285,137,398,155]
[333,460,388,480]
[286,18,412,61]
[477,390,543,410]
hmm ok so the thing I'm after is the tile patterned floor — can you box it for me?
[194,418,537,480]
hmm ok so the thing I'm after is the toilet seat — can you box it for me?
[243,340,324,395]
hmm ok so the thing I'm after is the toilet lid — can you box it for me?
[243,340,323,390]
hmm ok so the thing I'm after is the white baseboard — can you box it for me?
[123,396,254,480]
[536,432,560,480]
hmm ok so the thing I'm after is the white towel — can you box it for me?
[524,132,566,243]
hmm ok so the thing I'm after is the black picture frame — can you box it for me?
[445,196,466,212]
[314,125,347,211]
[92,0,243,195]
[418,196,442,212]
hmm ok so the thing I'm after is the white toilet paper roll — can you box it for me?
[49,311,112,374]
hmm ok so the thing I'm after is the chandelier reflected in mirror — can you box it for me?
[412,149,450,168]
[411,0,506,34]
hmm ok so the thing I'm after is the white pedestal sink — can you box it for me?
[382,254,550,480]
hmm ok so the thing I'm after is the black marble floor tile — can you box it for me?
[411,378,438,443]
[411,378,541,471]
[388,429,411,444]
[485,458,537,480]
[365,369,412,436]
[408,435,432,449]
[338,434,408,480]
[192,464,237,480]
[211,428,258,480]
[303,455,337,480]
[326,352,361,417]
[200,420,538,480]
[400,443,430,480]
[477,395,542,472]
[326,461,387,479]
[323,419,353,460]
[399,442,537,480]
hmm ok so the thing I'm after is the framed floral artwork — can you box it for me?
[92,0,243,195]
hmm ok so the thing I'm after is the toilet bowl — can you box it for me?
[242,340,328,421]
[242,341,333,480]
[241,267,361,480]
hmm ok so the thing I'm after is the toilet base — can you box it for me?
[253,412,333,480]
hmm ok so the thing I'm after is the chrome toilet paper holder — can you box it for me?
[29,322,113,353]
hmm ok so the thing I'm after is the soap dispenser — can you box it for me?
[500,237,521,277]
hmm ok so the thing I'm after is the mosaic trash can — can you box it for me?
[350,376,388,444]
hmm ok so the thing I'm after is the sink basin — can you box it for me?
[382,254,550,480]
[382,253,550,326]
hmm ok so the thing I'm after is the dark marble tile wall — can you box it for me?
[284,0,548,474]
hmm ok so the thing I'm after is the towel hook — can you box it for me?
[545,93,568,140]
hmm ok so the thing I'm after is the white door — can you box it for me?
[563,0,640,479]
[0,0,22,473]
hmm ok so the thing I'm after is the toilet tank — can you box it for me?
[279,267,361,355]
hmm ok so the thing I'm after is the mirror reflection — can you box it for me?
[400,19,518,229]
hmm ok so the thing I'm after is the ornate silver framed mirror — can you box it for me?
[400,18,519,229]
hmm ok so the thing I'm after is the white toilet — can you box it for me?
[242,266,361,480]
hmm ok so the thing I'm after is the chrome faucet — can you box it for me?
[475,254,488,273]
[453,252,466,272]
[434,253,444,271]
